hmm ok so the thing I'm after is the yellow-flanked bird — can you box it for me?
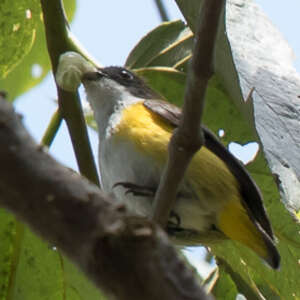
[81,66,280,269]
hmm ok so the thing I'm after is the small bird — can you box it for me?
[81,66,280,269]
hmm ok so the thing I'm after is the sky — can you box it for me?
[14,0,300,279]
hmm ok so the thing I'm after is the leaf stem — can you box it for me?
[41,108,62,147]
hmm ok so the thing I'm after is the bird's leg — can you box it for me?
[167,210,184,234]
[113,181,182,231]
[169,210,181,227]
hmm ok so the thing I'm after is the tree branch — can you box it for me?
[152,0,225,226]
[0,98,212,300]
[40,0,100,186]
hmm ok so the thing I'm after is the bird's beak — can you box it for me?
[81,69,106,83]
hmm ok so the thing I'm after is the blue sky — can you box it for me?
[14,0,300,277]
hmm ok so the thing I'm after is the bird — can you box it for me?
[81,65,280,269]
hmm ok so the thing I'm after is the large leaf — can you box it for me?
[0,209,15,299]
[0,0,37,78]
[0,209,105,300]
[211,269,238,300]
[126,20,193,71]
[135,67,185,106]
[0,0,76,101]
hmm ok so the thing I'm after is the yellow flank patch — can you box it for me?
[218,197,268,259]
[115,102,172,164]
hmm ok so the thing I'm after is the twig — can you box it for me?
[0,98,212,300]
[41,108,62,147]
[152,0,225,226]
[154,0,170,22]
[40,0,100,186]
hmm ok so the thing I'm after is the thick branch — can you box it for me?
[152,0,225,226]
[0,98,212,300]
[40,0,100,186]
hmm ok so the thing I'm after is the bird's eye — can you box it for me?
[120,69,134,80]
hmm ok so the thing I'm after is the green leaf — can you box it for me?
[0,0,76,101]
[7,223,63,300]
[212,259,262,300]
[0,209,15,299]
[0,0,37,78]
[126,20,193,70]
[0,209,105,300]
[63,257,106,300]
[135,67,186,106]
[211,268,238,300]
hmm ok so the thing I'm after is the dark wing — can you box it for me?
[144,99,182,127]
[144,99,274,239]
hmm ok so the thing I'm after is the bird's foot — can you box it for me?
[113,182,184,233]
[167,210,184,234]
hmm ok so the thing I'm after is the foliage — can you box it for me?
[0,0,75,101]
[1,0,300,299]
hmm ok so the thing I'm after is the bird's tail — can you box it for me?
[218,197,280,269]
